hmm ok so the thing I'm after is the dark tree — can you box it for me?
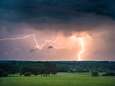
[24,72,32,76]
[0,69,8,77]
[102,72,115,76]
[91,71,99,76]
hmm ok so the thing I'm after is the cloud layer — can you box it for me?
[0,0,115,60]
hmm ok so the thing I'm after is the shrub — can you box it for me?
[33,72,39,76]
[102,72,115,76]
[20,72,24,76]
[0,69,8,77]
[91,71,99,76]
[24,72,31,76]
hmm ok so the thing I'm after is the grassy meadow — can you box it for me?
[0,73,115,86]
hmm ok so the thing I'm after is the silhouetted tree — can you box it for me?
[91,71,99,76]
[0,69,8,77]
[24,72,32,76]
[102,72,115,76]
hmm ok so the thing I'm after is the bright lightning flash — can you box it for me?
[0,33,88,60]
[32,34,56,50]
[0,34,56,50]
[78,37,85,61]
[70,35,85,61]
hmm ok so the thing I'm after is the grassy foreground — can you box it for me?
[0,73,115,86]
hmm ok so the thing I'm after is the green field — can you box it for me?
[0,73,115,86]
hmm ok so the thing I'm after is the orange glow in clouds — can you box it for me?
[70,33,90,61]
[0,31,92,61]
[78,37,85,61]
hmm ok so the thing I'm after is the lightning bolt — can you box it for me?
[78,37,85,61]
[32,34,56,50]
[70,35,85,61]
[0,35,31,41]
[0,34,56,50]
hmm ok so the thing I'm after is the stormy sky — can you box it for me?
[0,0,115,61]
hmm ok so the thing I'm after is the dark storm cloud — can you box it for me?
[0,0,115,21]
[0,0,114,33]
[0,0,115,61]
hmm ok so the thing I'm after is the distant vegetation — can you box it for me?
[0,61,115,77]
[91,71,99,76]
[23,72,32,76]
[0,69,8,77]
[102,72,115,76]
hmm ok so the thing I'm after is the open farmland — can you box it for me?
[0,73,115,86]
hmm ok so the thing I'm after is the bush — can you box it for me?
[91,71,99,76]
[20,72,23,76]
[102,72,115,76]
[0,69,8,77]
[24,72,31,76]
[33,72,39,76]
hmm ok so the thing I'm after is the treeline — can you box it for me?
[0,61,57,77]
[20,62,57,76]
[0,61,115,77]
